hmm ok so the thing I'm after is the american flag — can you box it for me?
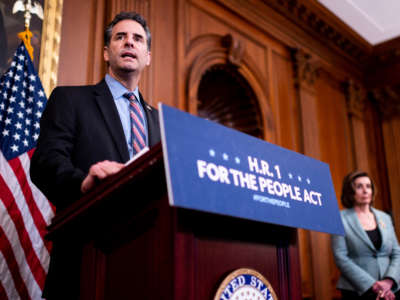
[0,43,55,299]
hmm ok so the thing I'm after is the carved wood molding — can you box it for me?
[185,33,274,140]
[186,34,237,115]
[39,0,64,97]
[221,34,245,66]
[216,0,371,68]
[291,48,320,90]
[260,0,370,62]
[343,80,367,119]
[370,86,400,119]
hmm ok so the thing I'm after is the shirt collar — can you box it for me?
[105,74,140,101]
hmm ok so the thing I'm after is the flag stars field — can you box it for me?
[0,46,45,159]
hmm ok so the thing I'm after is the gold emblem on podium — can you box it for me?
[214,268,278,300]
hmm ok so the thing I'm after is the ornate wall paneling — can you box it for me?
[292,48,334,300]
[291,48,320,157]
[215,0,371,80]
[269,47,302,152]
[343,80,369,172]
[367,37,400,88]
[183,0,277,141]
[185,33,267,139]
[370,87,400,233]
[314,73,356,300]
[57,0,106,85]
[87,0,107,84]
[315,72,353,191]
[365,38,400,235]
[343,80,389,211]
[371,87,400,120]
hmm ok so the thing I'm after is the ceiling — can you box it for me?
[317,0,400,45]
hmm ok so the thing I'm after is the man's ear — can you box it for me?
[104,46,109,63]
[146,51,151,66]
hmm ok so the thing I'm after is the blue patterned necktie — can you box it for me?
[123,92,146,154]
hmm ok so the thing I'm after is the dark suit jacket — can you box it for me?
[31,79,160,210]
[331,208,400,295]
[30,79,160,300]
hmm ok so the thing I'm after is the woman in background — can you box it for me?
[332,171,400,300]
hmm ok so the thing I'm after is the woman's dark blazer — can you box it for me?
[30,79,160,210]
[331,207,400,295]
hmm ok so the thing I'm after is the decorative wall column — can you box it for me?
[343,79,369,172]
[292,48,334,300]
[291,48,320,157]
[371,86,400,234]
[39,0,64,97]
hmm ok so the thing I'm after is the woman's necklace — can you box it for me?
[357,210,377,230]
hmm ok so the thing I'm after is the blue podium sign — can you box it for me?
[159,104,344,235]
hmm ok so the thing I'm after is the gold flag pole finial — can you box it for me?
[12,0,44,61]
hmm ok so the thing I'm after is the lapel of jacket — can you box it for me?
[346,208,376,251]
[93,80,129,162]
[138,92,160,147]
[371,207,388,251]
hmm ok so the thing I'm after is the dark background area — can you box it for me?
[0,0,44,75]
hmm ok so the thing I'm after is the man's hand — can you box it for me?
[81,160,125,193]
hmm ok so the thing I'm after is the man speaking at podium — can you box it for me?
[30,11,160,299]
[31,11,160,209]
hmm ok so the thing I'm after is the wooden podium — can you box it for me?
[46,143,302,300]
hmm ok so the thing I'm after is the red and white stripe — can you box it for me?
[0,149,55,300]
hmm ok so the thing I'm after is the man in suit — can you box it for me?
[30,11,160,299]
[31,11,160,209]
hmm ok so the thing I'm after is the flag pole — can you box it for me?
[17,28,34,61]
[13,0,44,61]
